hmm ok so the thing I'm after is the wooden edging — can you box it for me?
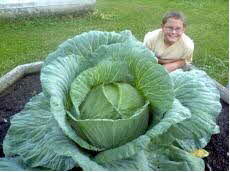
[0,62,228,104]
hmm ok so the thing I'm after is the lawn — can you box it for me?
[0,0,228,85]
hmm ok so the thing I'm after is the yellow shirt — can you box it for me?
[143,29,194,64]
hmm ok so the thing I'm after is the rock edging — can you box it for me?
[0,61,43,94]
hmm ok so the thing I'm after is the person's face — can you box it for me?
[162,18,185,45]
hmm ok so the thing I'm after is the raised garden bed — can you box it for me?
[0,72,228,171]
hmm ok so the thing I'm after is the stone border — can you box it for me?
[0,61,43,93]
[0,62,228,104]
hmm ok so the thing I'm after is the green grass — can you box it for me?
[0,0,228,85]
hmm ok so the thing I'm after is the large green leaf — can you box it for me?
[96,144,204,171]
[99,150,152,171]
[143,144,205,171]
[42,30,136,68]
[127,56,174,116]
[0,157,50,171]
[69,102,149,150]
[41,55,102,151]
[168,69,221,150]
[146,98,191,142]
[91,40,157,65]
[94,135,151,164]
[2,93,76,170]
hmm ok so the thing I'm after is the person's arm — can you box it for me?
[162,59,185,72]
[158,58,179,64]
[158,44,193,72]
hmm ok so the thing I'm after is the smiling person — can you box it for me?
[144,11,194,72]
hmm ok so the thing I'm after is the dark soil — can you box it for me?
[0,73,229,171]
[204,100,229,171]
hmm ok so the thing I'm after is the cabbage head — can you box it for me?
[0,30,221,171]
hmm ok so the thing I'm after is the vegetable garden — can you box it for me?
[0,0,228,171]
[0,30,228,171]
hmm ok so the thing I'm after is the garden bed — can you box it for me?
[0,73,229,171]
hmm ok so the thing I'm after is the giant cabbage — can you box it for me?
[0,30,221,171]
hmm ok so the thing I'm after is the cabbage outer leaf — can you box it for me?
[2,93,76,170]
[167,69,221,150]
[99,145,204,171]
[42,30,138,69]
[0,157,50,171]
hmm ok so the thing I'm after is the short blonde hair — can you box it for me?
[162,11,186,27]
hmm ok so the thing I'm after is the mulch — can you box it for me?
[0,73,229,171]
